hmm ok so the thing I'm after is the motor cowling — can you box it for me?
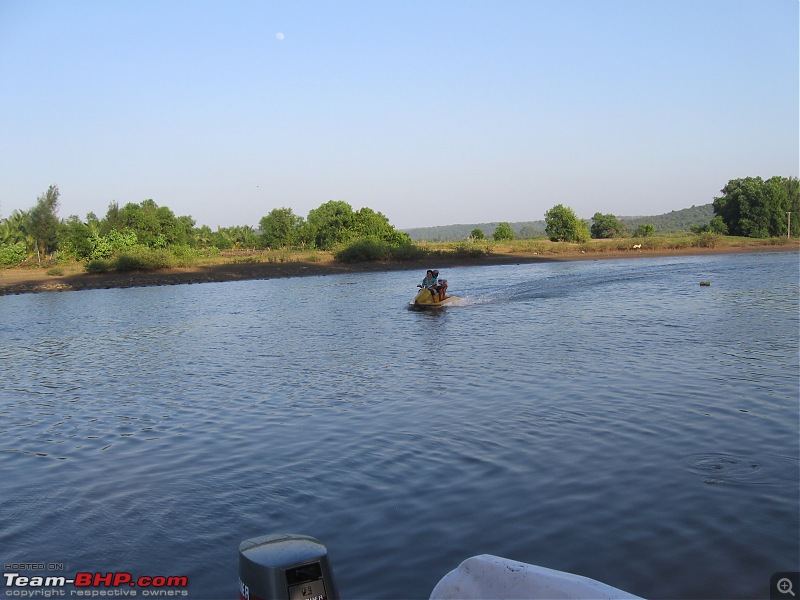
[239,534,339,600]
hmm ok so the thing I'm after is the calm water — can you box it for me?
[1,252,798,599]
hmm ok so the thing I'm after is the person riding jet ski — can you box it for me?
[418,269,448,302]
[419,269,438,300]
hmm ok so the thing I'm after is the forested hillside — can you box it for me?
[403,204,715,241]
[403,221,545,242]
[619,204,714,233]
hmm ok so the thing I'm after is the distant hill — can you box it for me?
[402,204,715,241]
[619,204,714,233]
[402,221,545,242]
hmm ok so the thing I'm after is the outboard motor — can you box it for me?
[239,534,339,600]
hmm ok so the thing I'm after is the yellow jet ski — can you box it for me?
[411,278,460,307]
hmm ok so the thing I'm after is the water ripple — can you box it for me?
[682,453,800,486]
[0,252,797,600]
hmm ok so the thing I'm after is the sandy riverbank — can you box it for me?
[1,243,797,296]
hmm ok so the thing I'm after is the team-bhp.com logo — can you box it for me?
[4,571,189,597]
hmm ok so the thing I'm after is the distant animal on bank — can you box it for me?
[632,244,642,249]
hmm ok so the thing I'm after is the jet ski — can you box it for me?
[411,276,460,308]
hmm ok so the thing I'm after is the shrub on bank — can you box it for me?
[83,246,199,273]
[692,232,720,248]
[451,242,490,259]
[388,242,426,261]
[86,258,112,273]
[0,244,26,267]
[335,238,426,263]
[113,247,176,271]
[169,245,199,266]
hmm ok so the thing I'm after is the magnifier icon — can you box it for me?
[778,578,796,597]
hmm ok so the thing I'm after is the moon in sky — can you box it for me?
[275,32,285,41]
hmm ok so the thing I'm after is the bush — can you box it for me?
[334,238,426,263]
[113,247,176,271]
[0,244,27,267]
[263,250,293,263]
[228,256,260,265]
[451,242,489,259]
[545,204,591,242]
[169,245,199,267]
[85,246,196,273]
[693,232,720,248]
[492,222,515,241]
[86,259,112,273]
[388,242,426,261]
[335,238,391,262]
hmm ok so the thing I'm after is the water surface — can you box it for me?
[1,252,798,598]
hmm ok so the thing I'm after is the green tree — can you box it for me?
[692,216,729,235]
[306,200,356,249]
[193,225,214,248]
[633,223,655,237]
[544,204,590,242]
[177,216,196,246]
[108,199,191,247]
[155,204,191,246]
[205,225,258,249]
[469,228,485,240]
[118,199,161,246]
[590,212,626,239]
[1,210,32,250]
[86,211,100,230]
[231,225,258,249]
[88,229,138,260]
[260,208,302,248]
[709,216,729,234]
[100,202,123,235]
[59,215,94,259]
[210,227,235,249]
[782,176,800,237]
[492,222,515,241]
[28,185,61,259]
[352,207,409,244]
[713,176,798,237]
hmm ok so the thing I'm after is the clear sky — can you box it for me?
[1,0,797,230]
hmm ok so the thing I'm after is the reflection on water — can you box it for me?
[1,252,798,599]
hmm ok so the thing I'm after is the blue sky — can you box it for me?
[1,0,797,230]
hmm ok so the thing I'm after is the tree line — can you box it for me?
[483,176,797,244]
[1,175,796,267]
[0,190,410,266]
[404,205,716,242]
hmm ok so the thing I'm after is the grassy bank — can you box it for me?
[2,234,797,276]
[0,234,796,297]
[415,234,797,259]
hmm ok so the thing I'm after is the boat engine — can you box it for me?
[239,534,339,600]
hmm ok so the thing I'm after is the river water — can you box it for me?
[1,251,798,599]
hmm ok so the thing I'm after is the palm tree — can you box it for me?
[237,225,258,249]
[1,210,34,252]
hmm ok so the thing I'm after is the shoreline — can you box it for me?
[1,243,797,297]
